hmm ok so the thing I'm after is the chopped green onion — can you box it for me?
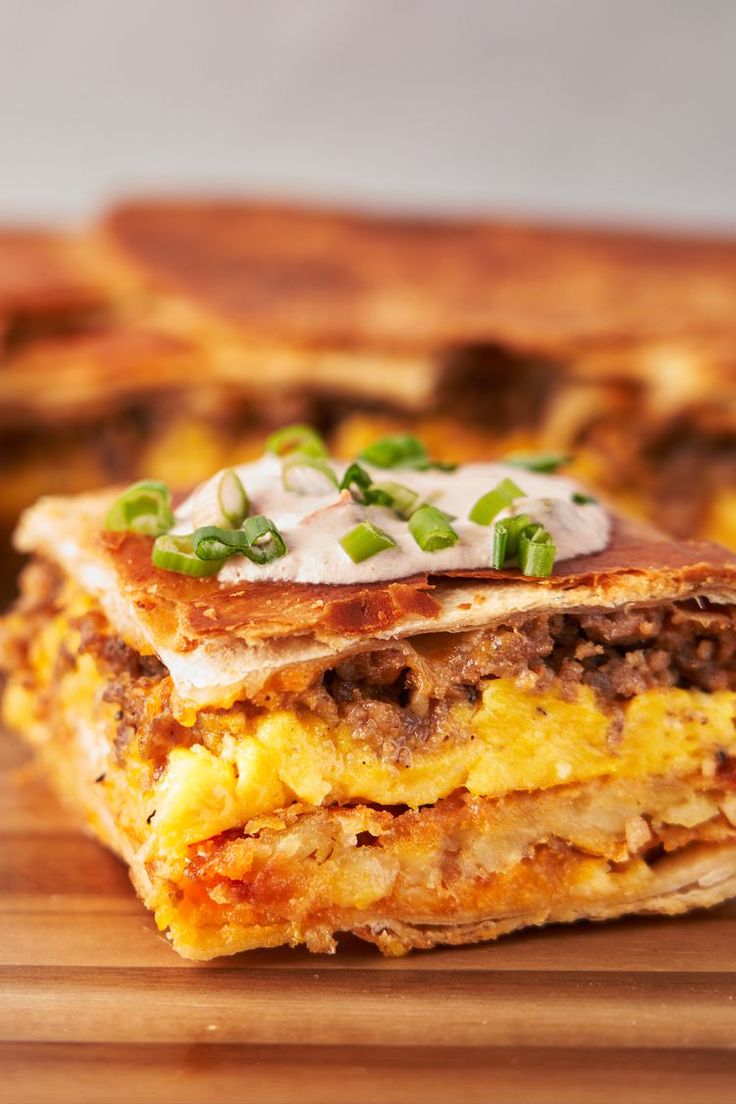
[492,514,557,577]
[572,492,598,505]
[240,515,287,564]
[282,453,338,495]
[469,477,524,526]
[340,521,396,563]
[359,434,429,470]
[265,424,328,458]
[217,469,249,526]
[519,526,556,577]
[105,480,175,537]
[340,462,372,500]
[151,533,223,577]
[505,452,572,473]
[193,516,286,565]
[408,505,459,552]
[339,463,393,506]
[192,526,249,561]
[371,480,421,519]
[491,513,531,569]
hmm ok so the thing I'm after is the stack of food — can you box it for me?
[1,199,736,959]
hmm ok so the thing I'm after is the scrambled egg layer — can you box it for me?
[7,602,736,859]
[152,683,736,853]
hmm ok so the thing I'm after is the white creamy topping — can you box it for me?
[173,455,611,585]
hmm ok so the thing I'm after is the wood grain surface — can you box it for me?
[2,733,736,1104]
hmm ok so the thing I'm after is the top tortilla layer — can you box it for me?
[14,487,736,712]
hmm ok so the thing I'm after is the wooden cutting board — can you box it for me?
[2,732,736,1104]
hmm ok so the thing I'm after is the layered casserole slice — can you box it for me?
[3,429,736,959]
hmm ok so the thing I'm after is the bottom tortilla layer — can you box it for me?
[22,716,736,960]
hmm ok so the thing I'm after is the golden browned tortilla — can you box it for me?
[0,226,113,345]
[105,199,736,354]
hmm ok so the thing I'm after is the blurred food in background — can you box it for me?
[1,197,736,598]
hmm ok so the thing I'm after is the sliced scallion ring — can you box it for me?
[491,513,531,569]
[339,462,392,506]
[217,468,249,526]
[282,453,338,495]
[105,480,175,537]
[408,504,458,552]
[572,491,598,505]
[491,514,557,576]
[192,526,249,561]
[151,533,224,577]
[340,521,396,563]
[505,452,572,473]
[468,477,524,525]
[518,525,556,577]
[193,516,286,565]
[191,468,249,530]
[240,515,287,564]
[358,434,429,470]
[371,480,421,519]
[265,424,328,458]
[339,462,372,500]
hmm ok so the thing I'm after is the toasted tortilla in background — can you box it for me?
[104,199,736,353]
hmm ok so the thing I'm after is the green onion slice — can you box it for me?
[339,521,396,563]
[339,463,392,506]
[105,480,175,537]
[491,513,531,569]
[505,452,572,473]
[241,516,287,564]
[217,469,249,526]
[340,462,372,500]
[571,492,598,505]
[492,514,557,577]
[282,453,338,495]
[151,533,224,577]
[265,424,328,458]
[468,477,524,526]
[371,480,421,519]
[408,505,459,552]
[358,434,429,470]
[193,516,286,565]
[518,525,556,577]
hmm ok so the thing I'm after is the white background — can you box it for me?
[1,0,734,227]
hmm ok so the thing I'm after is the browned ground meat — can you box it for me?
[5,557,736,767]
[314,601,736,759]
[75,609,168,760]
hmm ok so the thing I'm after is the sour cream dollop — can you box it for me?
[173,455,611,585]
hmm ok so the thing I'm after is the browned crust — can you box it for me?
[104,199,736,356]
[99,518,736,646]
[101,530,442,641]
[449,523,736,580]
[0,228,109,332]
[0,326,203,425]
